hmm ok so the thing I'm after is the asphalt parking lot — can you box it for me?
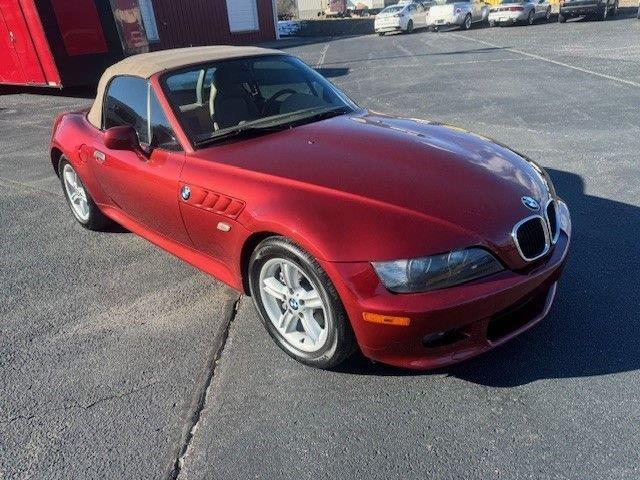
[2,14,639,479]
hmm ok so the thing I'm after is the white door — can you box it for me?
[226,0,259,32]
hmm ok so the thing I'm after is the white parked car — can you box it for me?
[374,2,429,34]
[488,0,551,25]
[427,0,490,30]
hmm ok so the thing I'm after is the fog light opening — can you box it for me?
[422,328,466,348]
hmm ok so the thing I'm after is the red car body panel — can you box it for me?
[50,70,571,369]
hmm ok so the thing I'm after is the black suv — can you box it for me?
[558,0,618,21]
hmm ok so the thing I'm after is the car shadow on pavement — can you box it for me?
[0,85,96,98]
[321,46,510,67]
[337,168,640,386]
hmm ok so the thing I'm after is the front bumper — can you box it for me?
[321,207,571,370]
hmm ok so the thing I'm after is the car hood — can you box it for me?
[196,111,552,262]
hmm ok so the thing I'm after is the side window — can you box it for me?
[103,76,149,144]
[165,70,201,106]
[149,88,181,151]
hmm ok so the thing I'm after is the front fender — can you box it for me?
[50,112,110,206]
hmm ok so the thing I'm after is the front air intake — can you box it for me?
[514,216,548,261]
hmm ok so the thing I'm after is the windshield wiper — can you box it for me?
[288,106,352,126]
[195,123,289,147]
[194,106,352,147]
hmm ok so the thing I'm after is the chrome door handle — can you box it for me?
[93,150,106,163]
[8,31,15,44]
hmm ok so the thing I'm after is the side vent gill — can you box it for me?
[180,185,245,219]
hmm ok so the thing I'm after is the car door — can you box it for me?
[87,75,192,245]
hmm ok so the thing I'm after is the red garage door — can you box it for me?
[0,0,45,85]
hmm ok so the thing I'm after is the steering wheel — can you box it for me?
[263,89,297,115]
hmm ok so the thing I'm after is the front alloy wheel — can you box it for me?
[249,237,356,369]
[59,158,112,230]
[463,14,472,30]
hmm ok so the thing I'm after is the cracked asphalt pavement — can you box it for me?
[2,14,639,479]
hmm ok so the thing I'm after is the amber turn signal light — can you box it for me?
[362,312,410,327]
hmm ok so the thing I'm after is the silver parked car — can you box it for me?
[427,0,490,31]
[488,0,552,25]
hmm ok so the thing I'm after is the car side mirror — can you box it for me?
[104,125,139,151]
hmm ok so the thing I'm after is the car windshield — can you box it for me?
[380,6,405,13]
[161,55,357,146]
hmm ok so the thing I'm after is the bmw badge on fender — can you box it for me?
[50,46,571,370]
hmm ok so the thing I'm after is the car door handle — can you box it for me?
[93,150,106,163]
[8,31,15,44]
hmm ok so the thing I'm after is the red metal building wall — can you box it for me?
[151,0,276,50]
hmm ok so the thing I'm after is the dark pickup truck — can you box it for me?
[558,0,618,21]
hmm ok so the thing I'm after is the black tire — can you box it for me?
[545,7,551,20]
[248,236,357,369]
[526,9,535,24]
[558,12,567,22]
[58,157,113,231]
[377,31,385,35]
[598,2,608,20]
[462,13,472,30]
[406,19,414,33]
[489,19,496,27]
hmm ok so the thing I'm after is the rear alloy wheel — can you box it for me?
[463,13,472,30]
[249,237,356,369]
[59,158,112,230]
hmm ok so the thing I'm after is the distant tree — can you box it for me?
[276,0,297,19]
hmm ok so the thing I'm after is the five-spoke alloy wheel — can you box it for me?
[59,157,112,230]
[249,237,356,369]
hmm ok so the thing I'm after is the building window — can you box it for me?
[110,0,149,55]
[225,0,259,32]
[138,0,160,42]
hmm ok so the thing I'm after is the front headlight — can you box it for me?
[372,248,504,294]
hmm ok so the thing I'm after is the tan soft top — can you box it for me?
[87,45,285,128]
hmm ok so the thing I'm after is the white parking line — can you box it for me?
[316,44,330,68]
[451,33,640,89]
[393,40,419,62]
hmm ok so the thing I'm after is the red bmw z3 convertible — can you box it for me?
[50,46,571,370]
